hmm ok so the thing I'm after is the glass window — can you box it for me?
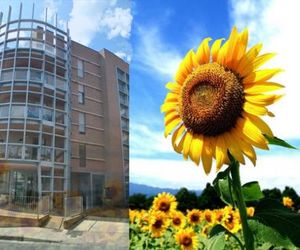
[78,112,85,133]
[120,104,129,118]
[43,108,53,122]
[77,59,84,78]
[122,131,129,145]
[119,92,128,106]
[5,40,17,50]
[41,147,52,162]
[79,144,86,167]
[0,106,9,117]
[8,145,22,159]
[45,73,54,86]
[0,145,5,158]
[55,111,65,124]
[7,31,18,40]
[56,77,66,90]
[15,69,28,80]
[25,132,39,145]
[30,70,42,81]
[11,106,25,118]
[117,68,125,81]
[25,146,38,160]
[121,117,129,131]
[1,70,13,81]
[78,84,85,104]
[55,149,64,163]
[118,80,127,93]
[27,106,40,119]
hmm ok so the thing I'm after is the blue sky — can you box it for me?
[130,0,300,193]
[1,0,300,193]
[0,0,132,60]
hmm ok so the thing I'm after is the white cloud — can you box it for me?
[115,51,132,62]
[131,155,300,193]
[68,0,132,46]
[42,0,60,24]
[134,26,182,78]
[101,7,132,40]
[130,122,174,157]
[230,0,300,138]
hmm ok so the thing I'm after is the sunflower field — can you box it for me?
[130,192,300,249]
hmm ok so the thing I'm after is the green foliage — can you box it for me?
[249,219,296,249]
[254,199,300,247]
[242,181,264,202]
[175,187,198,212]
[197,183,225,209]
[263,134,297,149]
[129,193,150,210]
[213,169,235,206]
[262,188,282,200]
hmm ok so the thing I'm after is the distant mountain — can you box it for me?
[130,183,202,197]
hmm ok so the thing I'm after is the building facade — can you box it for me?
[0,5,128,210]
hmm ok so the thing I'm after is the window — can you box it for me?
[78,84,85,104]
[77,59,84,78]
[78,112,85,133]
[79,144,86,167]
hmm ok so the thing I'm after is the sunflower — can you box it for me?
[283,196,294,208]
[223,206,241,233]
[246,207,255,217]
[151,192,178,215]
[175,228,199,250]
[203,209,216,225]
[148,210,169,238]
[161,27,284,173]
[187,209,202,226]
[170,210,187,229]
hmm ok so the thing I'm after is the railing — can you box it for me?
[64,196,83,219]
[0,195,50,218]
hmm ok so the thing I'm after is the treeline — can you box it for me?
[129,183,300,211]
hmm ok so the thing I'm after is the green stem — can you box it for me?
[230,159,254,250]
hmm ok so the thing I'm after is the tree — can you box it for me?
[282,186,300,209]
[175,187,198,212]
[129,193,149,210]
[262,188,282,200]
[197,183,225,209]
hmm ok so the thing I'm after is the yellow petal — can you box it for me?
[243,69,283,85]
[217,40,229,66]
[183,49,196,74]
[243,112,273,137]
[165,92,179,102]
[161,102,177,113]
[231,28,249,70]
[232,128,256,165]
[172,124,185,148]
[164,117,181,137]
[164,111,179,125]
[243,101,269,116]
[235,43,263,75]
[195,37,212,65]
[174,131,186,153]
[223,132,245,165]
[215,135,228,171]
[175,62,188,85]
[165,82,181,94]
[211,38,224,62]
[244,82,284,94]
[183,131,193,160]
[236,117,268,150]
[245,94,284,106]
[202,137,214,174]
[224,27,239,68]
[241,53,276,78]
[189,134,204,165]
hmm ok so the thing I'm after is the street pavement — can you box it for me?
[0,219,129,250]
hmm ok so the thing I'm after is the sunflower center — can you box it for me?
[153,219,163,229]
[159,201,170,212]
[191,214,199,222]
[173,217,181,225]
[182,236,192,246]
[180,63,244,136]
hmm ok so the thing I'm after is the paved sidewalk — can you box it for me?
[0,219,129,249]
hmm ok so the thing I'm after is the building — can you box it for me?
[0,4,129,210]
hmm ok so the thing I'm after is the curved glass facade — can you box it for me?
[0,15,70,198]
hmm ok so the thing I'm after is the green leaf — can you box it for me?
[212,168,235,206]
[264,134,296,149]
[209,224,227,237]
[248,219,296,249]
[254,199,300,247]
[242,181,264,202]
[207,229,226,250]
